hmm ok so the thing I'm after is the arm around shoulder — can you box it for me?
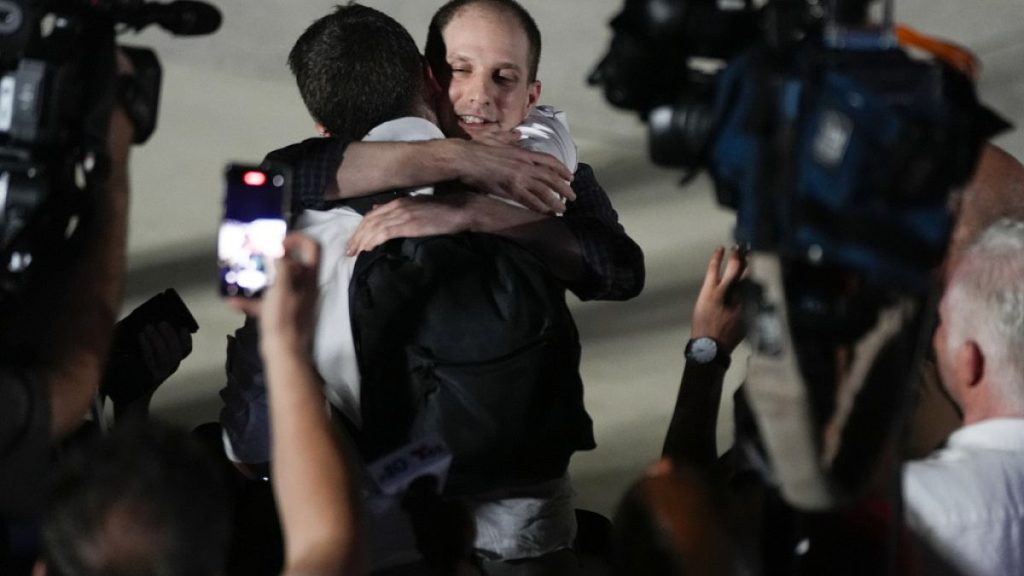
[561,163,646,301]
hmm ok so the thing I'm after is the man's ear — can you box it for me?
[314,122,329,137]
[32,560,46,576]
[424,61,443,102]
[955,340,985,391]
[526,79,541,112]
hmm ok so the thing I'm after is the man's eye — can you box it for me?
[451,68,470,75]
[495,74,517,85]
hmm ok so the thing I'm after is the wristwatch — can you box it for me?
[685,336,731,370]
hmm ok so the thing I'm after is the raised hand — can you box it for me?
[137,321,193,387]
[691,246,748,355]
[256,234,321,359]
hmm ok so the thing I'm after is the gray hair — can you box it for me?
[945,218,1024,410]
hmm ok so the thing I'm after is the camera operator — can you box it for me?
[0,50,135,519]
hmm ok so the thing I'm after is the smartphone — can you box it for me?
[117,288,199,337]
[218,163,289,298]
[105,289,199,397]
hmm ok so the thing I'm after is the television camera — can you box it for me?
[590,0,1009,300]
[590,0,1012,514]
[0,0,221,313]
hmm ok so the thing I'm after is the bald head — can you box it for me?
[946,145,1024,276]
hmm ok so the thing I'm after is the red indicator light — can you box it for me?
[243,171,267,186]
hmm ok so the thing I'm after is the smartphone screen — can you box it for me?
[218,163,289,298]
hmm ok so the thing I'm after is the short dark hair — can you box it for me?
[426,0,542,83]
[42,421,229,576]
[288,3,425,141]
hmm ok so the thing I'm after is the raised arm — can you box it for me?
[237,234,362,576]
[560,163,645,301]
[45,74,135,438]
[663,247,746,465]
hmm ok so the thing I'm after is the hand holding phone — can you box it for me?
[218,163,289,298]
[103,288,198,406]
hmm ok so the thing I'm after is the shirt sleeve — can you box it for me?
[263,137,348,213]
[516,105,578,173]
[562,163,646,301]
[0,366,51,517]
[219,316,271,465]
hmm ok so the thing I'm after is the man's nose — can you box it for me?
[467,73,492,106]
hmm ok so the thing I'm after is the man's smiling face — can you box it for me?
[439,3,541,139]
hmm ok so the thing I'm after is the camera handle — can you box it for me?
[824,0,897,50]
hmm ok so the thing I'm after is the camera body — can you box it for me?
[0,0,217,315]
[591,0,1009,309]
[591,0,1012,519]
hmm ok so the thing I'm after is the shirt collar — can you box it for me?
[363,117,444,143]
[946,418,1024,452]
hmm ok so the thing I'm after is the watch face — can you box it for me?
[688,337,718,363]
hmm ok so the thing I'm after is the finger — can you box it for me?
[282,232,320,267]
[138,328,157,375]
[703,246,726,291]
[524,162,576,202]
[227,297,261,317]
[554,178,576,202]
[529,177,570,214]
[736,248,750,280]
[358,212,416,251]
[505,181,555,214]
[347,209,391,255]
[276,256,306,290]
[522,150,573,182]
[156,321,184,363]
[144,323,172,371]
[358,228,393,253]
[348,219,389,255]
[722,245,744,284]
[529,182,565,215]
[346,229,366,256]
[355,210,435,252]
[115,49,136,75]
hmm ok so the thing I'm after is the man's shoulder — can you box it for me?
[569,162,601,196]
[262,137,349,212]
[904,431,1024,509]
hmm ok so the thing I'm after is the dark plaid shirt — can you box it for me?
[265,137,645,301]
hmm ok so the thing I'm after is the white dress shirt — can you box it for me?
[903,418,1024,576]
[301,117,443,427]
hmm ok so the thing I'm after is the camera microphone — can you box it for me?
[123,0,222,36]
